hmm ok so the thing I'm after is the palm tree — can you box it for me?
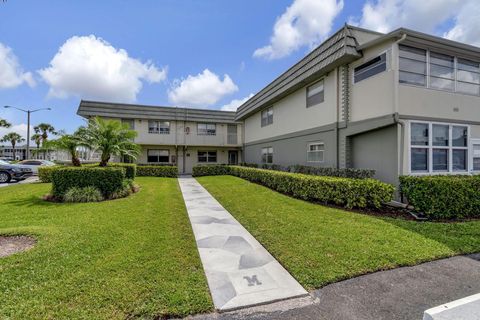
[34,123,56,159]
[82,117,140,167]
[47,132,85,166]
[1,132,25,160]
[0,119,11,128]
[31,133,42,159]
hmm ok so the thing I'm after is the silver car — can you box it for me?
[17,160,56,174]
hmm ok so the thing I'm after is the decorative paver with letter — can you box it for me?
[178,176,307,311]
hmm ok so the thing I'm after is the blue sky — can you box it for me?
[0,0,478,140]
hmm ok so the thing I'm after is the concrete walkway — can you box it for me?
[178,176,307,311]
[191,253,480,320]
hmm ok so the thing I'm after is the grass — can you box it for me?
[0,177,212,319]
[197,175,480,290]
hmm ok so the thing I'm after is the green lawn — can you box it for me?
[197,175,480,290]
[0,178,212,319]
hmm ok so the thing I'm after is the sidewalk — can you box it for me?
[178,176,307,311]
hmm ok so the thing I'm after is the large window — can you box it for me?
[197,123,216,135]
[198,151,217,163]
[261,147,273,164]
[354,53,387,83]
[399,44,480,96]
[307,142,324,162]
[473,141,480,171]
[306,80,324,107]
[261,107,273,127]
[148,120,170,134]
[147,149,169,163]
[410,122,468,173]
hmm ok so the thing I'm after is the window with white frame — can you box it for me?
[147,149,169,163]
[148,120,170,134]
[399,44,480,96]
[261,147,273,164]
[261,107,273,127]
[198,151,217,163]
[197,123,216,135]
[410,122,468,173]
[307,142,324,162]
[472,141,480,171]
[354,53,387,83]
[306,80,324,107]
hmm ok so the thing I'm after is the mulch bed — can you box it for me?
[0,236,36,258]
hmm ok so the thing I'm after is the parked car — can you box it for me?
[17,160,56,174]
[0,160,33,183]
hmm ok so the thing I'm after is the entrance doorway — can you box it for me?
[228,150,238,165]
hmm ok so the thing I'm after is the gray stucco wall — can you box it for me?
[350,124,398,185]
[244,127,337,167]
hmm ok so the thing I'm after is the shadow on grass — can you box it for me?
[4,195,60,208]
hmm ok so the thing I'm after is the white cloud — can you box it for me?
[0,43,35,89]
[253,0,344,60]
[38,35,167,102]
[168,69,238,107]
[220,94,254,111]
[0,123,33,146]
[353,0,480,46]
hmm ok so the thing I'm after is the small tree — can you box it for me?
[47,131,85,166]
[31,133,42,159]
[0,119,11,128]
[82,117,140,167]
[1,132,25,160]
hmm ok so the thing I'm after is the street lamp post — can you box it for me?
[4,106,51,160]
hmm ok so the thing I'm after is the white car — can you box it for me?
[17,160,56,174]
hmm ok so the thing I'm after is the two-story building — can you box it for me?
[77,101,243,174]
[236,25,480,185]
[77,25,480,184]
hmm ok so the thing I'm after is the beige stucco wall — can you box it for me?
[244,72,337,143]
[349,41,396,122]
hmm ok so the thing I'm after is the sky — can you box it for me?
[1,0,479,143]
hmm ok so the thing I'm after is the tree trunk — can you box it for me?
[99,154,110,167]
[11,142,15,160]
[72,157,81,167]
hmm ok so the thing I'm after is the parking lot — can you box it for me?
[0,176,39,188]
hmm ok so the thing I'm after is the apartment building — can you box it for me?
[236,25,480,185]
[77,101,243,173]
[77,25,480,184]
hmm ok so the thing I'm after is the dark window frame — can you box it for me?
[147,149,170,163]
[306,80,325,107]
[354,53,387,83]
[198,150,217,163]
[261,107,273,127]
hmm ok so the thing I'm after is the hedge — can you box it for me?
[288,165,375,179]
[192,165,231,177]
[51,167,125,198]
[38,166,62,183]
[400,175,480,219]
[193,165,394,209]
[136,165,178,177]
[83,163,137,179]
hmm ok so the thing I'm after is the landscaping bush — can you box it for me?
[109,179,138,200]
[193,165,394,209]
[192,165,231,177]
[400,175,480,219]
[51,167,125,198]
[288,165,375,179]
[108,163,136,179]
[64,186,103,203]
[38,166,62,183]
[136,165,177,177]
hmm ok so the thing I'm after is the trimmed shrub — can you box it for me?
[192,165,231,177]
[108,163,136,179]
[136,165,177,177]
[194,165,394,209]
[400,175,480,219]
[64,186,103,203]
[51,167,125,198]
[287,165,375,179]
[109,179,138,200]
[38,166,62,183]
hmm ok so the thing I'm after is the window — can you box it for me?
[121,119,135,129]
[261,147,273,164]
[307,142,324,162]
[354,53,387,83]
[410,122,468,173]
[197,123,216,135]
[198,151,217,163]
[261,107,273,127]
[472,142,480,171]
[429,52,454,91]
[306,80,324,107]
[399,45,427,86]
[147,149,169,163]
[457,58,480,95]
[399,45,480,96]
[148,120,170,134]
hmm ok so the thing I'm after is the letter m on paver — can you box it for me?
[243,275,262,286]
